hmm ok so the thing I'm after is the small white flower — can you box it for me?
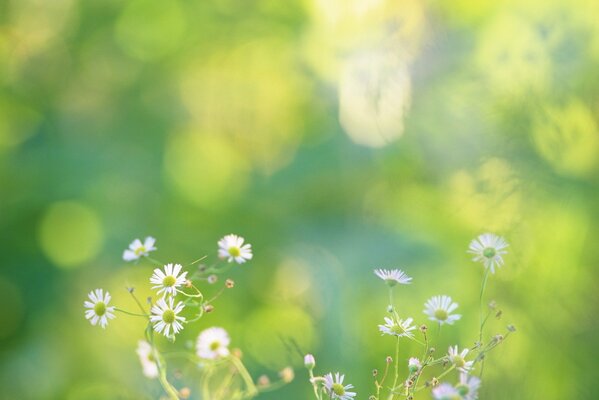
[218,234,253,264]
[323,372,357,400]
[456,372,481,400]
[84,288,115,328]
[374,269,412,286]
[196,327,231,360]
[447,346,474,373]
[123,236,156,261]
[432,383,462,400]
[378,317,416,338]
[150,297,185,337]
[423,295,461,325]
[468,233,508,274]
[136,340,159,379]
[408,357,421,373]
[150,263,188,297]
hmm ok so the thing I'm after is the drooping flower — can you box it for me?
[323,372,357,400]
[374,269,412,286]
[447,346,474,373]
[432,383,462,400]
[423,295,461,325]
[123,237,157,261]
[150,263,188,297]
[456,372,481,400]
[84,288,116,328]
[150,297,185,337]
[136,340,158,379]
[468,233,508,274]
[196,327,230,360]
[378,317,417,338]
[218,234,253,264]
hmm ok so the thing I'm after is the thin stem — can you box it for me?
[230,356,258,396]
[114,308,148,317]
[309,370,322,400]
[478,268,491,378]
[128,289,149,315]
[145,256,165,266]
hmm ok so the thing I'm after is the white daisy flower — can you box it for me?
[218,234,253,264]
[150,297,186,337]
[468,233,508,274]
[136,340,159,379]
[423,295,461,325]
[196,327,231,360]
[408,357,421,373]
[456,372,481,400]
[447,346,474,373]
[84,288,116,328]
[373,269,412,286]
[323,372,357,400]
[123,236,157,261]
[432,383,462,400]
[150,263,188,297]
[378,317,417,338]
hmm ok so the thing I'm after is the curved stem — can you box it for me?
[114,308,148,317]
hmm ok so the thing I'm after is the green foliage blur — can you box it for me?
[1,0,599,398]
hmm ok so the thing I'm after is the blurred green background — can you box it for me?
[1,0,599,398]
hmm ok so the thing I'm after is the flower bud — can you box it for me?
[279,367,294,383]
[179,387,191,399]
[507,324,516,332]
[386,356,393,364]
[207,275,218,284]
[257,375,270,387]
[203,304,214,313]
[225,279,235,288]
[304,354,316,370]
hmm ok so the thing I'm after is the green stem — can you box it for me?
[230,356,258,396]
[114,308,148,317]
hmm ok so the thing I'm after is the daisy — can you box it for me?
[468,233,508,274]
[432,383,462,400]
[196,327,231,360]
[447,346,474,373]
[378,317,417,338]
[150,297,186,337]
[456,372,481,400]
[150,263,188,297]
[323,372,357,400]
[84,288,115,328]
[408,357,421,373]
[373,269,412,286]
[123,236,156,261]
[218,234,253,264]
[423,295,461,325]
[136,340,159,379]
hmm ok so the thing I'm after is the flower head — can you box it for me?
[123,237,156,261]
[196,327,231,360]
[136,340,158,379]
[432,383,462,400]
[84,288,115,328]
[150,263,188,297]
[456,372,481,400]
[374,269,412,286]
[378,317,416,338]
[323,373,356,400]
[448,346,474,373]
[423,295,461,325]
[150,297,186,337]
[408,357,421,373]
[218,234,253,264]
[468,233,508,274]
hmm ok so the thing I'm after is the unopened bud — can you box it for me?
[257,375,270,387]
[203,304,214,313]
[495,310,503,319]
[419,324,428,333]
[507,324,516,332]
[304,354,316,369]
[207,275,218,284]
[179,387,191,399]
[127,287,135,293]
[372,369,378,377]
[279,367,294,383]
[431,377,439,387]
[386,356,393,364]
[185,280,193,288]
[225,279,235,288]
[387,305,394,313]
[488,300,497,309]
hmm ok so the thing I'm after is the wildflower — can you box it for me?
[432,383,462,400]
[456,373,481,400]
[150,297,185,337]
[150,263,188,297]
[84,288,115,328]
[196,327,230,360]
[218,234,253,264]
[373,269,412,286]
[123,236,156,261]
[304,354,316,369]
[408,357,421,373]
[136,340,158,379]
[447,346,474,373]
[468,233,508,274]
[423,295,461,325]
[323,373,357,400]
[378,317,416,338]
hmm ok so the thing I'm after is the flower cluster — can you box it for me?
[84,234,293,400]
[304,233,514,400]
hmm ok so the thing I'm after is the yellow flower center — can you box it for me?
[94,301,106,316]
[135,246,147,256]
[434,309,448,321]
[210,341,220,351]
[332,383,345,395]
[483,247,496,258]
[452,356,465,368]
[162,309,175,324]
[163,275,176,287]
[228,246,241,257]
